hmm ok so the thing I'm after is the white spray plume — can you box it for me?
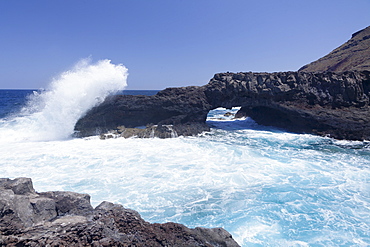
[1,58,128,142]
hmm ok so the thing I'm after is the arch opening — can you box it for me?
[206,106,259,131]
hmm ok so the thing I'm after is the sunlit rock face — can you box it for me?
[299,26,370,72]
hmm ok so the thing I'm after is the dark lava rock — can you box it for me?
[0,177,240,247]
[76,70,370,141]
[203,71,370,140]
[299,26,370,72]
[75,86,211,138]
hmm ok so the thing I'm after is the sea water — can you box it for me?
[0,60,369,246]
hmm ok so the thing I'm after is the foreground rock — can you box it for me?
[0,177,240,247]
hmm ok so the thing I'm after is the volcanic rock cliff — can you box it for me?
[0,177,240,247]
[75,27,370,141]
[75,70,370,140]
[203,71,370,140]
[75,86,212,139]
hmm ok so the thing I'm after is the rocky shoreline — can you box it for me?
[0,177,240,246]
[75,70,370,141]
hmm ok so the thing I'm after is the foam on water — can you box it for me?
[0,58,128,142]
[0,122,369,246]
[0,86,370,246]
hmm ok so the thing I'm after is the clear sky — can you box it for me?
[0,0,369,90]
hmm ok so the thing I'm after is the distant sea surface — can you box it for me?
[0,89,158,119]
[1,87,369,246]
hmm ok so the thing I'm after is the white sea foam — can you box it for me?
[0,125,369,246]
[0,58,128,142]
[1,90,370,246]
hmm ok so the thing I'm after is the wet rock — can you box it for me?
[224,112,234,117]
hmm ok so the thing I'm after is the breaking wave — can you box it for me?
[0,59,128,142]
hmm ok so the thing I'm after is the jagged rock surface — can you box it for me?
[203,71,370,140]
[0,177,240,247]
[299,26,370,72]
[75,70,370,141]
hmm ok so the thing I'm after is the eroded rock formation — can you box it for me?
[75,70,370,141]
[203,71,370,140]
[0,177,240,246]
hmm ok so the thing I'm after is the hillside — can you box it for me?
[299,26,370,72]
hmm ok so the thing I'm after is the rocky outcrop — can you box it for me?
[75,86,212,138]
[0,177,240,247]
[203,71,370,140]
[75,70,370,141]
[299,26,370,72]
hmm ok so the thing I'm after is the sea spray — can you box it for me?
[0,59,128,142]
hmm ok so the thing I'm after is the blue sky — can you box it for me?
[0,0,369,90]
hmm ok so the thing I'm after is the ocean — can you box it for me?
[0,60,369,246]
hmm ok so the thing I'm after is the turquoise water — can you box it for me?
[0,60,369,246]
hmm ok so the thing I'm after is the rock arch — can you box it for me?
[75,71,370,140]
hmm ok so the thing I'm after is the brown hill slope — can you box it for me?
[299,26,370,72]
